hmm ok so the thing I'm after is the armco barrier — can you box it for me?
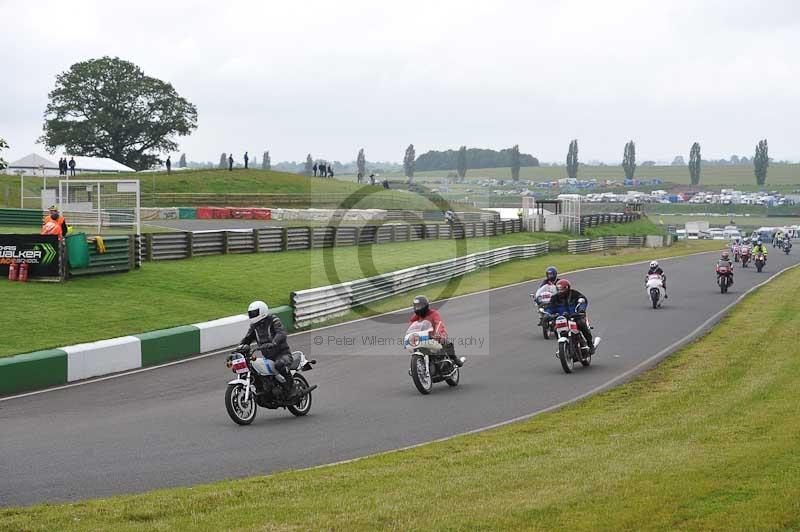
[567,236,647,253]
[140,220,523,262]
[291,242,549,328]
[0,305,295,396]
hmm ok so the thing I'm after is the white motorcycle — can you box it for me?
[224,345,317,425]
[645,274,666,309]
[404,320,460,395]
[530,284,557,339]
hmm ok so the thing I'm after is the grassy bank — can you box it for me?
[3,247,794,531]
[583,217,666,238]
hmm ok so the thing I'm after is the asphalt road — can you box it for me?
[1,248,797,507]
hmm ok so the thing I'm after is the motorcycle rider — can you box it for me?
[646,260,667,298]
[539,266,559,287]
[752,239,769,261]
[409,295,465,367]
[716,251,734,285]
[237,301,298,399]
[773,230,784,248]
[546,279,595,354]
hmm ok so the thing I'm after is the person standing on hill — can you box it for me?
[69,157,76,176]
[313,163,318,177]
[166,156,172,175]
[244,152,249,170]
[328,165,334,178]
[228,154,234,171]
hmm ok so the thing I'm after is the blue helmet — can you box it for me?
[545,266,558,282]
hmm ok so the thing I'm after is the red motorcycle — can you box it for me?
[715,263,733,293]
[754,252,766,273]
[739,245,751,268]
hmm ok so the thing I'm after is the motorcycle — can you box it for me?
[645,273,666,309]
[755,252,766,273]
[740,245,751,268]
[546,299,600,374]
[732,244,741,263]
[224,344,317,425]
[404,320,460,394]
[715,263,733,293]
[784,240,792,255]
[531,284,557,339]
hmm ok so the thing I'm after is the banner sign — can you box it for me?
[0,234,61,278]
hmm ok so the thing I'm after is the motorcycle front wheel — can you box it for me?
[542,322,550,339]
[287,374,312,417]
[558,341,574,374]
[225,383,257,425]
[445,366,460,387]
[411,354,433,394]
[650,288,660,309]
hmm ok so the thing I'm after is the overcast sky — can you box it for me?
[1,0,799,165]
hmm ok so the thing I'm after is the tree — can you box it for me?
[510,144,521,182]
[754,139,769,185]
[566,139,578,180]
[0,138,8,170]
[622,140,636,180]
[357,148,366,177]
[671,155,685,166]
[689,142,701,185]
[219,153,227,168]
[262,150,270,170]
[178,153,187,168]
[304,154,314,175]
[730,154,740,164]
[403,144,415,178]
[456,145,468,181]
[39,57,197,170]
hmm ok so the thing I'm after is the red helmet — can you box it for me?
[556,279,571,294]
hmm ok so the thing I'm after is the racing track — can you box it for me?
[1,249,798,507]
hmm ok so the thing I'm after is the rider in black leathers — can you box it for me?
[238,300,297,398]
[546,279,595,354]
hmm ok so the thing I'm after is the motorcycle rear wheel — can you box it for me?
[650,288,659,309]
[558,341,574,374]
[411,354,433,394]
[225,383,257,425]
[287,374,312,416]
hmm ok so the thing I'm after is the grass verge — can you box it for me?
[583,217,666,238]
[2,247,796,530]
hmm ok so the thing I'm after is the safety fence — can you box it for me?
[291,242,549,328]
[567,236,647,253]
[70,235,138,277]
[579,212,642,234]
[140,220,522,261]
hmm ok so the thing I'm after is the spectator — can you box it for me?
[41,205,68,240]
[69,157,76,177]
[244,151,249,170]
[58,158,65,176]
[357,172,363,184]
[166,156,172,175]
[313,163,318,177]
[383,179,390,189]
[228,154,234,171]
[369,173,376,186]
[319,163,327,178]
[328,165,334,178]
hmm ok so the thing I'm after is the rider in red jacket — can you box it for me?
[409,295,465,367]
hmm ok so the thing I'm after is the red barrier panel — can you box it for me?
[196,207,214,219]
[212,207,231,219]
[251,208,272,220]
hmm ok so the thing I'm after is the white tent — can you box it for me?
[4,153,135,177]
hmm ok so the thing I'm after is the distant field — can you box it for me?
[364,164,800,188]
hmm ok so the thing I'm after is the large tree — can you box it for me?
[754,139,769,185]
[178,153,187,168]
[510,144,521,182]
[262,150,271,170]
[0,138,8,170]
[456,145,467,181]
[304,154,314,175]
[689,142,701,185]
[622,140,636,180]
[39,57,198,170]
[403,144,416,178]
[566,139,578,180]
[357,148,366,177]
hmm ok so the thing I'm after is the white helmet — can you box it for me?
[247,300,269,324]
[649,260,659,269]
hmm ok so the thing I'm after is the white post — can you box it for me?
[20,173,24,208]
[135,186,141,235]
[96,183,102,234]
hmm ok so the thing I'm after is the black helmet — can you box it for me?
[412,295,429,317]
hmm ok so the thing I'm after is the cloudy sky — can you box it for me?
[1,0,799,165]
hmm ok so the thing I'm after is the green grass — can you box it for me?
[650,214,799,230]
[374,163,800,187]
[583,218,667,238]
[4,246,791,531]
